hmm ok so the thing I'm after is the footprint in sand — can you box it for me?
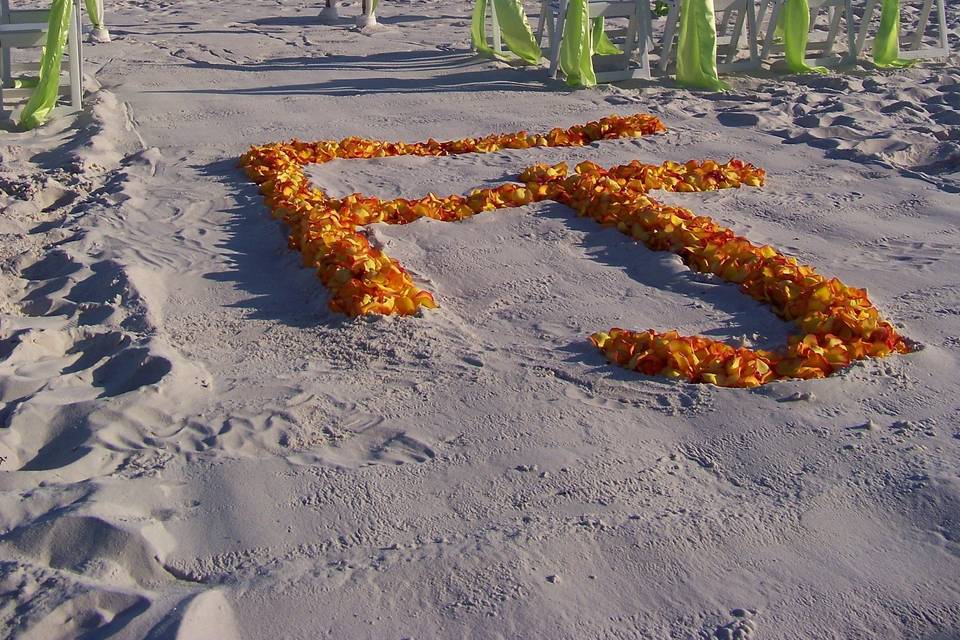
[322,415,437,468]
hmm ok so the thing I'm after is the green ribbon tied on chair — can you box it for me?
[471,0,542,64]
[559,0,596,86]
[873,0,913,68]
[592,15,622,56]
[675,0,729,91]
[559,0,622,87]
[83,0,103,28]
[782,0,828,73]
[18,0,72,130]
[471,0,620,87]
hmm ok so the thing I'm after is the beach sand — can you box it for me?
[1,1,959,637]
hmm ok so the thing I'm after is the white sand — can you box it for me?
[1,1,959,637]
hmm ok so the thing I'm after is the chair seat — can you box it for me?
[0,23,47,48]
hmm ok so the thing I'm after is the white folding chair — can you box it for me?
[657,0,760,73]
[758,0,856,66]
[855,0,948,61]
[537,0,653,81]
[0,0,83,117]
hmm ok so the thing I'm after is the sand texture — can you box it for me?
[1,0,959,638]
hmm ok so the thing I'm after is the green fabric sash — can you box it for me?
[675,0,728,90]
[559,0,595,86]
[19,0,72,130]
[592,17,622,56]
[782,0,827,73]
[873,0,913,67]
[471,0,621,85]
[471,0,541,64]
[83,0,102,27]
[559,0,625,87]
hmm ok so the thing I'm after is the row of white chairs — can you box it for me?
[485,0,949,83]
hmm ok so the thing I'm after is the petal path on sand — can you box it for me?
[241,113,910,388]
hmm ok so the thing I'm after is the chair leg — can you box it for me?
[638,3,652,78]
[547,0,568,78]
[935,0,947,52]
[717,6,734,37]
[535,0,546,45]
[489,0,502,53]
[74,0,83,87]
[69,2,82,109]
[821,5,842,59]
[909,0,934,51]
[1,46,11,89]
[760,1,781,60]
[843,0,855,62]
[855,0,877,56]
[756,0,770,26]
[658,1,680,73]
[746,0,759,66]
[1,0,13,89]
[545,7,556,52]
[622,5,641,75]
[726,3,748,64]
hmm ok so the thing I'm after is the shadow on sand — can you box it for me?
[152,49,560,96]
[196,157,352,329]
[530,200,793,362]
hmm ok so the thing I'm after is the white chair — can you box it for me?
[1,0,83,117]
[657,0,760,73]
[538,0,653,81]
[758,0,856,66]
[855,0,948,61]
